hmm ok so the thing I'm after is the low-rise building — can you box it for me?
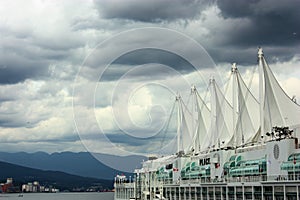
[22,181,59,193]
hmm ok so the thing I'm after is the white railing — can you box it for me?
[114,173,300,192]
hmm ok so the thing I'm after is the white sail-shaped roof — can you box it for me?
[190,86,211,153]
[227,64,260,147]
[259,48,300,137]
[176,96,193,153]
[236,71,260,144]
[207,78,234,149]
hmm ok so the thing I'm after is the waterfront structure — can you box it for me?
[114,48,300,200]
[22,181,59,193]
[0,178,19,193]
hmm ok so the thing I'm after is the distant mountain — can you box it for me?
[0,152,146,180]
[0,160,113,191]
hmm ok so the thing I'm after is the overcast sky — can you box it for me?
[0,0,300,157]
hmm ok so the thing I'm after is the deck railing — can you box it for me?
[114,171,300,189]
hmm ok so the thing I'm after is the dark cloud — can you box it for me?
[0,40,75,84]
[113,49,193,70]
[100,48,197,81]
[0,63,47,84]
[105,132,175,148]
[216,0,300,47]
[94,0,210,22]
[0,35,45,84]
[0,20,84,84]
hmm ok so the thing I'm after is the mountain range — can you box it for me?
[0,151,146,180]
[0,160,112,191]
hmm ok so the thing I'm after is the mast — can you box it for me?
[258,47,265,143]
[231,63,238,147]
[191,85,197,154]
[209,77,217,150]
[176,94,181,153]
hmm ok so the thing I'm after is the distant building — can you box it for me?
[22,181,59,193]
[40,186,45,192]
[22,182,37,193]
[1,178,19,193]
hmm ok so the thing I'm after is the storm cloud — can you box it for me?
[94,0,210,22]
[216,0,300,46]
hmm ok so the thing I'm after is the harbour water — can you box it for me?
[0,192,114,200]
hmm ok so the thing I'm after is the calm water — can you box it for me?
[0,192,114,200]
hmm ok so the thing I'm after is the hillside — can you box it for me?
[0,152,146,180]
[0,161,113,191]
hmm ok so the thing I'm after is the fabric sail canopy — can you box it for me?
[259,49,300,138]
[226,64,260,147]
[207,78,234,149]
